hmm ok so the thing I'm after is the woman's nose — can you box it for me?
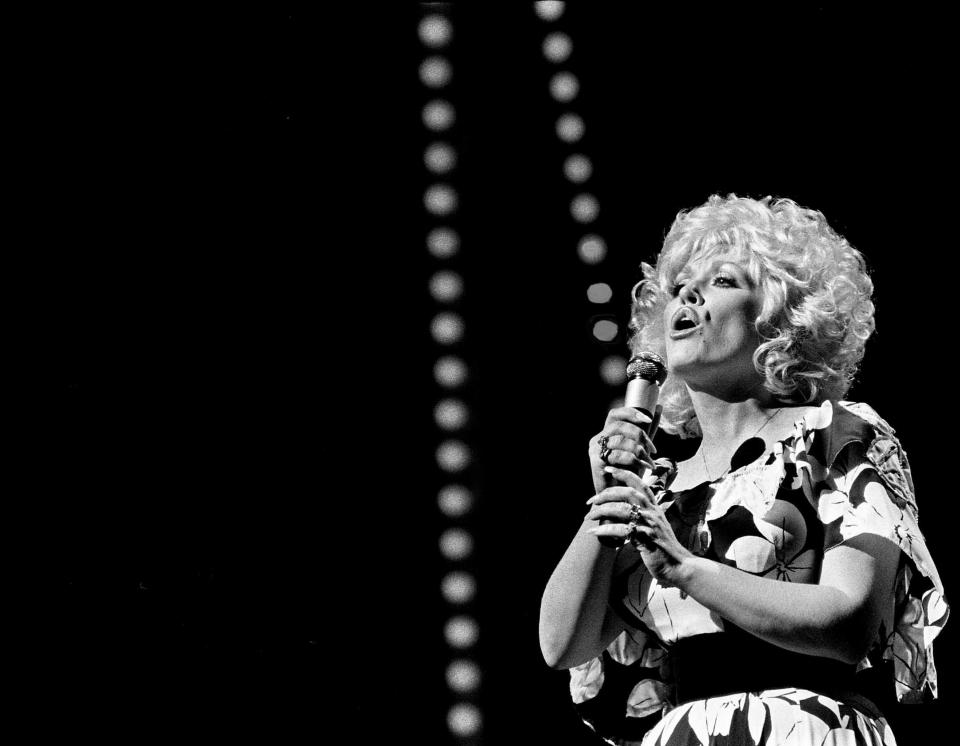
[679,281,703,305]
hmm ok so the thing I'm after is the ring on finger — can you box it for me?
[598,435,613,464]
[628,504,643,523]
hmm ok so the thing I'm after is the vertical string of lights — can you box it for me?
[533,1,628,406]
[418,7,483,743]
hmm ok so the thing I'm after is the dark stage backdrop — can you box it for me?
[37,5,954,743]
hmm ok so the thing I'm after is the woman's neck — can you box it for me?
[687,385,780,450]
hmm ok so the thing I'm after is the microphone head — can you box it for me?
[627,352,667,386]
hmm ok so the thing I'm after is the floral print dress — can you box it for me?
[569,401,949,746]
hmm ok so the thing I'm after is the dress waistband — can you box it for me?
[670,634,883,719]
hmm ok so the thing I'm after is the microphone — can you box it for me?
[598,351,667,547]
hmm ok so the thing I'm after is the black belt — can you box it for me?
[671,633,883,719]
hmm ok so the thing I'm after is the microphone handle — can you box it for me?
[597,386,660,548]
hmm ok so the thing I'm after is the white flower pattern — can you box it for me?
[569,401,949,744]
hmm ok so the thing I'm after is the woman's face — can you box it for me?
[662,249,764,391]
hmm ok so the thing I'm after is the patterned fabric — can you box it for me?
[642,688,896,746]
[569,401,949,745]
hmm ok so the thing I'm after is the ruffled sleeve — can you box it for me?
[799,401,950,704]
[569,626,674,745]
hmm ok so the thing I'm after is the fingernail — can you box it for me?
[603,466,616,474]
[586,496,596,504]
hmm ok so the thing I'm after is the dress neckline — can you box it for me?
[666,403,826,495]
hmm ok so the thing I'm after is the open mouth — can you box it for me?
[671,307,700,333]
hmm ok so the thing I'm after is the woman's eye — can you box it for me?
[712,274,737,287]
[670,282,685,296]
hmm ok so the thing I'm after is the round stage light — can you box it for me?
[534,1,566,21]
[600,355,628,386]
[435,398,468,431]
[419,14,452,48]
[436,440,471,472]
[448,703,482,737]
[444,615,479,649]
[431,312,464,344]
[441,571,476,604]
[419,55,452,88]
[430,270,463,302]
[578,234,607,264]
[440,528,474,560]
[427,227,460,258]
[424,142,457,174]
[563,154,592,183]
[571,193,599,223]
[425,184,458,215]
[587,282,612,303]
[549,72,579,102]
[555,113,584,143]
[423,99,455,131]
[446,659,481,693]
[434,356,468,388]
[438,484,474,517]
[592,319,619,342]
[542,32,572,62]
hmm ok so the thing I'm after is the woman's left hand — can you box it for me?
[586,466,694,588]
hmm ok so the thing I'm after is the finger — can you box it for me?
[605,407,653,430]
[588,486,645,505]
[602,449,646,470]
[637,429,658,456]
[584,502,635,522]
[598,422,643,445]
[586,523,631,539]
[602,467,654,501]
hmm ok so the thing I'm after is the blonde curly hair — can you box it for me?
[628,194,875,439]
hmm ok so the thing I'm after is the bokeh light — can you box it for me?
[419,56,452,87]
[430,270,464,302]
[564,154,592,183]
[446,659,481,693]
[441,571,476,603]
[555,113,584,143]
[434,355,468,388]
[440,528,474,560]
[549,72,579,102]
[436,440,471,471]
[424,142,457,174]
[444,615,479,648]
[427,227,460,258]
[419,14,452,48]
[600,355,628,386]
[534,1,566,21]
[438,484,474,517]
[593,319,619,342]
[423,99,455,131]
[571,193,599,223]
[542,32,572,62]
[431,312,464,344]
[448,703,482,737]
[434,398,469,431]
[587,282,613,303]
[424,184,458,215]
[577,234,607,264]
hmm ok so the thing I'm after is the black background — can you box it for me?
[34,4,955,743]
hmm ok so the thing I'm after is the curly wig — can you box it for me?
[628,194,875,439]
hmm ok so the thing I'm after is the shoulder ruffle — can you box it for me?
[806,401,948,704]
[703,400,949,703]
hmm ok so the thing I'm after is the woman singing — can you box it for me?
[539,195,949,745]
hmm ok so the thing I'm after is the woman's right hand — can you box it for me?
[588,407,660,495]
